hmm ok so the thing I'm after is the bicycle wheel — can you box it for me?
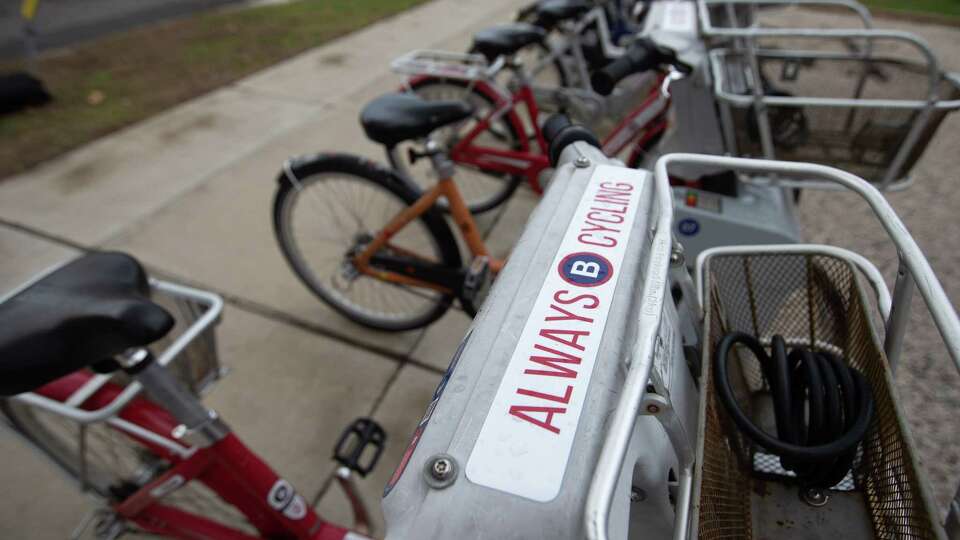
[274,154,461,331]
[510,40,570,107]
[0,398,257,536]
[402,78,525,214]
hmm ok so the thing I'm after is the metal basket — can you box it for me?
[697,0,876,40]
[695,0,960,190]
[710,46,960,189]
[695,249,943,538]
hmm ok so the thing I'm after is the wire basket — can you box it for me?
[711,47,960,187]
[695,251,944,539]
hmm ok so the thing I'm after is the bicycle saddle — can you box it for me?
[360,93,473,147]
[0,252,174,396]
[471,23,546,62]
[534,0,592,29]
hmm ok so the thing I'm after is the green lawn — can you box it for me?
[0,0,427,180]
[862,0,960,18]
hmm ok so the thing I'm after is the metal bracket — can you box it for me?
[170,409,229,448]
[638,391,695,540]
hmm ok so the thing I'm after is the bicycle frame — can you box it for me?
[441,71,671,194]
[353,174,505,293]
[30,370,362,540]
[526,4,628,95]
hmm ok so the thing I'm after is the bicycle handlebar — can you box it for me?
[590,39,689,96]
[543,114,602,167]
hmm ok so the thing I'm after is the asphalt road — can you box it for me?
[0,0,247,58]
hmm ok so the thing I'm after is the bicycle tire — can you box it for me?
[274,153,462,331]
[405,77,525,214]
[0,398,257,536]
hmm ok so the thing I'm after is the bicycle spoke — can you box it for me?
[282,169,450,327]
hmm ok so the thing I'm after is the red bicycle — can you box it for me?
[0,252,383,540]
[391,30,688,213]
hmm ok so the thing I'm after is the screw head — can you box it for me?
[646,404,660,414]
[171,424,188,439]
[801,487,828,507]
[630,488,646,502]
[424,454,458,489]
[431,458,452,480]
[574,156,591,168]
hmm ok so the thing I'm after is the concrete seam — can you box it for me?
[0,218,445,376]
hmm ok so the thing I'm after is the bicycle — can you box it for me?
[273,92,508,331]
[391,35,690,213]
[0,252,387,540]
[514,0,644,94]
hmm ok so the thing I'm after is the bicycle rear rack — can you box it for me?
[390,49,501,82]
[3,272,224,427]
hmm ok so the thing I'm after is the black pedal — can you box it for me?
[333,418,386,477]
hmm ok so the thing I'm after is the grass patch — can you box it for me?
[0,0,427,179]
[862,0,960,19]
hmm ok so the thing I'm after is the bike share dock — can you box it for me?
[1,0,960,537]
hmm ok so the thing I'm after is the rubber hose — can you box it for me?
[713,332,874,488]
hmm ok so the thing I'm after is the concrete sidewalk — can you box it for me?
[3,0,960,537]
[0,0,529,536]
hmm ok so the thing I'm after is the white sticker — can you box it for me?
[282,494,307,520]
[267,479,294,511]
[662,2,696,33]
[465,165,646,502]
[267,479,304,520]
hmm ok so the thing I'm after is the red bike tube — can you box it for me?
[34,373,365,540]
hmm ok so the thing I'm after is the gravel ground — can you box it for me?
[751,8,960,512]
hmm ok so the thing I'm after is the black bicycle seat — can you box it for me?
[471,23,546,62]
[360,93,473,147]
[535,0,592,28]
[0,252,174,396]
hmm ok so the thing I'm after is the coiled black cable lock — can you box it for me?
[713,332,875,488]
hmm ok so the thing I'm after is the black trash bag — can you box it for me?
[0,72,52,114]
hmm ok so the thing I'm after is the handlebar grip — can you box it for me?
[543,113,601,168]
[590,40,660,96]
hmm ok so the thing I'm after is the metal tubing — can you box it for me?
[107,417,195,459]
[695,244,893,321]
[885,258,915,372]
[708,48,960,109]
[132,360,215,434]
[659,154,960,372]
[699,0,873,34]
[581,141,673,540]
[744,37,777,160]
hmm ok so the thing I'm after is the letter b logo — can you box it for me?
[570,261,600,279]
[559,252,613,287]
